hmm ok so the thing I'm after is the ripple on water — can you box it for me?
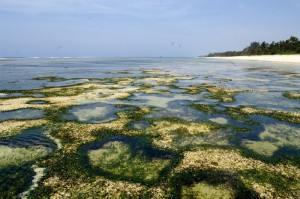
[0,127,56,197]
[0,127,56,167]
[0,127,57,149]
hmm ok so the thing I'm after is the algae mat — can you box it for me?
[0,57,300,198]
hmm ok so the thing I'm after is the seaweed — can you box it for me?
[169,169,259,199]
[0,166,35,198]
[32,76,68,82]
[79,136,181,185]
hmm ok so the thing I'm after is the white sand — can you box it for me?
[207,55,300,63]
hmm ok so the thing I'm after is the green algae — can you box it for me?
[40,86,92,97]
[0,166,35,198]
[170,170,258,199]
[32,76,68,82]
[45,106,70,122]
[0,120,47,139]
[81,136,180,185]
[283,92,300,100]
[1,69,300,198]
[246,108,300,124]
[88,141,169,182]
[0,146,49,168]
[242,140,278,157]
[243,123,300,157]
[190,103,257,126]
[203,85,241,103]
[182,85,202,95]
[191,104,222,114]
[239,169,300,198]
[34,83,97,97]
[191,102,300,125]
[0,84,96,99]
[182,182,234,199]
[104,71,131,74]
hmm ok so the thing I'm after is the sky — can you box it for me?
[0,0,300,57]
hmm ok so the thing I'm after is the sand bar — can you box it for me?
[207,55,300,63]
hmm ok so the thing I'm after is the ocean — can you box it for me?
[0,57,300,198]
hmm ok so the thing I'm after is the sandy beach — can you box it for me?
[207,55,300,63]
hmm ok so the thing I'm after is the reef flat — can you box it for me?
[0,58,300,198]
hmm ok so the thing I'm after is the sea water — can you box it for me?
[1,57,300,198]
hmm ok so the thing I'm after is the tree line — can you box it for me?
[207,36,300,57]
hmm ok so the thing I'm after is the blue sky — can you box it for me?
[0,0,299,57]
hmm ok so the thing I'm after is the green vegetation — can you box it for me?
[240,169,299,198]
[170,169,259,199]
[0,166,35,198]
[45,106,70,122]
[85,137,178,184]
[32,76,68,82]
[284,92,300,100]
[207,36,300,57]
[0,145,49,167]
[1,69,300,198]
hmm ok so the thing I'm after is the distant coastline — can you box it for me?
[206,36,300,59]
[206,54,300,63]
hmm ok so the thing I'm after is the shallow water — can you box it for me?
[27,100,47,105]
[0,127,56,149]
[81,136,178,184]
[1,57,299,91]
[65,103,135,123]
[129,121,151,130]
[0,109,44,122]
[0,57,300,197]
[224,91,300,112]
[129,93,200,109]
[0,127,56,196]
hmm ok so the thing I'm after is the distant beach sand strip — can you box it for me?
[207,55,300,63]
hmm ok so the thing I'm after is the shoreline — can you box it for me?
[206,55,300,63]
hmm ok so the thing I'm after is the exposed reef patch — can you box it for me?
[0,119,47,138]
[0,145,49,167]
[81,136,179,184]
[284,92,300,100]
[1,64,300,198]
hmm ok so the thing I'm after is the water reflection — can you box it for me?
[0,109,44,122]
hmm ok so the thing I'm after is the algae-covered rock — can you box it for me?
[83,136,178,184]
[182,182,235,199]
[0,145,49,167]
[242,122,300,157]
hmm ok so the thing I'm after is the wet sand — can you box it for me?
[207,55,300,63]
